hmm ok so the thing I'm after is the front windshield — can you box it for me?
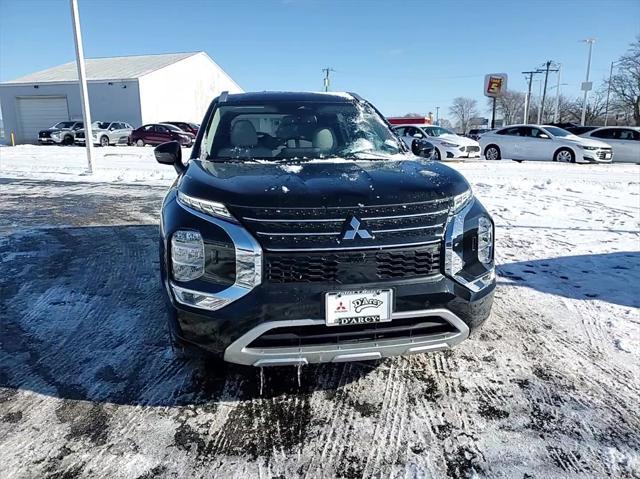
[423,126,455,137]
[201,101,404,161]
[92,121,110,130]
[53,121,75,129]
[162,123,183,132]
[543,126,572,137]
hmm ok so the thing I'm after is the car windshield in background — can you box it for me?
[425,127,454,137]
[201,101,403,161]
[162,124,183,132]
[92,121,110,130]
[544,126,573,137]
[53,121,76,129]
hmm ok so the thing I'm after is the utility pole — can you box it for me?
[435,106,440,125]
[322,67,334,92]
[553,63,562,123]
[604,60,619,126]
[540,61,552,124]
[70,0,93,173]
[522,70,541,125]
[580,38,596,126]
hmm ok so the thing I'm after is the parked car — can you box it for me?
[479,124,613,163]
[75,121,133,146]
[467,128,494,141]
[579,127,640,163]
[162,121,199,136]
[38,121,83,145]
[393,125,481,161]
[153,91,495,366]
[564,126,598,136]
[130,123,195,147]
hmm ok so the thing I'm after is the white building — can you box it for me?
[0,52,242,144]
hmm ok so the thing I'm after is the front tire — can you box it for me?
[484,144,501,161]
[63,135,74,145]
[136,139,145,147]
[554,148,575,163]
[434,148,442,161]
[100,136,109,147]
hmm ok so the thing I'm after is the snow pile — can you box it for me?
[0,145,180,184]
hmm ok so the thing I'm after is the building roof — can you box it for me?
[3,52,201,84]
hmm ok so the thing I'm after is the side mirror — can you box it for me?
[154,140,186,174]
[412,138,434,158]
[539,133,550,139]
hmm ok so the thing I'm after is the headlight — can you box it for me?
[582,145,599,151]
[452,189,473,213]
[177,191,237,222]
[51,132,61,138]
[171,230,204,282]
[441,141,460,148]
[477,216,493,264]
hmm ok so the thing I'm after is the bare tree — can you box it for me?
[449,97,478,134]
[565,87,609,125]
[438,118,453,129]
[609,36,640,125]
[487,91,525,125]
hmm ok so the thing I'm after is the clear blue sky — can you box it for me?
[1,0,638,119]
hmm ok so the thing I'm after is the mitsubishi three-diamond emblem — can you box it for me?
[343,217,372,240]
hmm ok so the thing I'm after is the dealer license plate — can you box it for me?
[325,289,393,326]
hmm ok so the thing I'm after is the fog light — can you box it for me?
[477,216,493,264]
[171,230,204,282]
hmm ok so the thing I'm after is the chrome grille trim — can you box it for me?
[265,239,441,252]
[371,225,440,234]
[255,231,341,237]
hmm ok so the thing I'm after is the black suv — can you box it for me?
[155,92,495,367]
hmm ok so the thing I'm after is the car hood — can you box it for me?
[435,133,478,146]
[39,128,72,133]
[179,158,471,208]
[563,136,611,148]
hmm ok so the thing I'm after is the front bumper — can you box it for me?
[582,149,613,163]
[442,145,481,159]
[38,138,62,144]
[160,191,495,365]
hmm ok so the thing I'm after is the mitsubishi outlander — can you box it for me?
[154,92,495,367]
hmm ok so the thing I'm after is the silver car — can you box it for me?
[75,121,134,146]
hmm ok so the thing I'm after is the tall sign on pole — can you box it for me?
[484,73,508,129]
[580,38,596,126]
[70,0,94,173]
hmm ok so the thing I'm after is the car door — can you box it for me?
[526,127,556,161]
[494,126,521,159]
[616,129,640,163]
[154,125,172,144]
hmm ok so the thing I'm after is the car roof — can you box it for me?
[589,126,640,130]
[222,91,357,104]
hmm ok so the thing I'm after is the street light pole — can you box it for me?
[70,0,94,174]
[435,106,440,125]
[580,38,596,126]
[553,63,562,123]
[540,61,551,124]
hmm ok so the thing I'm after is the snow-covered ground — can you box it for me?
[0,145,639,478]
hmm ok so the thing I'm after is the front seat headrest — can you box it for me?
[231,120,258,147]
[312,128,336,152]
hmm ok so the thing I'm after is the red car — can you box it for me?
[162,121,199,136]
[130,123,195,147]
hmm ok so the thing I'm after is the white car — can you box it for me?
[479,124,613,163]
[75,121,134,147]
[579,127,640,163]
[393,125,481,161]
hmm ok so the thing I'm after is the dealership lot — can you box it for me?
[0,148,639,478]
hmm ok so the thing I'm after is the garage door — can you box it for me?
[16,96,69,143]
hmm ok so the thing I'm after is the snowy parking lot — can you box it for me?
[1,146,639,478]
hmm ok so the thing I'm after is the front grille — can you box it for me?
[39,131,51,138]
[230,198,451,251]
[247,315,456,349]
[467,146,480,153]
[597,149,611,160]
[266,244,441,283]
